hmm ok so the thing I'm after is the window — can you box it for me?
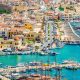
[2,32,5,34]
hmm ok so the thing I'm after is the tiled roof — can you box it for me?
[9,27,26,32]
[43,0,49,3]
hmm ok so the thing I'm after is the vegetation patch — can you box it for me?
[0,4,11,14]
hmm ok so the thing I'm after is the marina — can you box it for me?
[0,45,80,80]
[0,62,80,80]
[0,0,80,80]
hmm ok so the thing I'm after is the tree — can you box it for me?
[35,46,39,52]
[50,6,55,11]
[59,5,64,11]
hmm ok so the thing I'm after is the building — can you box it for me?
[26,31,37,41]
[24,23,33,31]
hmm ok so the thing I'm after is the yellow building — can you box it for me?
[24,23,33,31]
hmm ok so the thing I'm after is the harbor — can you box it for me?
[0,44,80,80]
[0,61,80,80]
[0,0,80,80]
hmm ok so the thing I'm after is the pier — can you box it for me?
[0,62,80,80]
[0,62,80,74]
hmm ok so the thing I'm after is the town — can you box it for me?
[0,0,80,80]
[0,0,80,52]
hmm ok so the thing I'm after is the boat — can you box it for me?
[30,74,41,77]
[49,52,59,56]
[62,60,77,64]
[26,51,31,55]
[65,66,78,70]
[29,62,41,66]
[17,63,25,67]
[38,51,48,56]
[0,51,6,55]
[2,48,12,52]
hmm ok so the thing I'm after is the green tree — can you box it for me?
[59,5,64,11]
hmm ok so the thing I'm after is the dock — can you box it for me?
[0,61,80,80]
[0,63,80,73]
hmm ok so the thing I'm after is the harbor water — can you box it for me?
[0,44,80,80]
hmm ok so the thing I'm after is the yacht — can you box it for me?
[17,63,25,67]
[39,51,48,56]
[62,60,77,64]
[2,48,12,52]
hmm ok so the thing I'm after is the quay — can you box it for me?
[0,62,80,73]
[62,41,80,44]
[0,62,79,80]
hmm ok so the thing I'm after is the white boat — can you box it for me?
[39,51,48,56]
[62,60,77,64]
[2,48,12,52]
[17,63,25,67]
[29,61,41,66]
[0,51,6,55]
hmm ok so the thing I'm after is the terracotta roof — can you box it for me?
[0,23,10,28]
[14,36,20,41]
[43,0,49,3]
[9,27,26,32]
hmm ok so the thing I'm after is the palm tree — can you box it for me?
[35,46,39,52]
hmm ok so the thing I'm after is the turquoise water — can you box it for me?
[0,44,80,80]
[70,22,80,27]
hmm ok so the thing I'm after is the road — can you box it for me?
[41,18,56,49]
